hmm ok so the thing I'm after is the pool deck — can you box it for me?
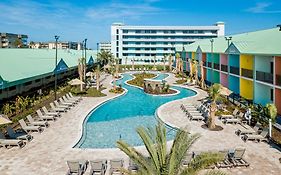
[0,72,280,175]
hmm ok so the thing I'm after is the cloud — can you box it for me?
[246,2,281,14]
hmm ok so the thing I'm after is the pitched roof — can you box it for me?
[0,49,96,87]
[176,27,281,56]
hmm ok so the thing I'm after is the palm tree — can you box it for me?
[117,123,224,175]
[168,54,173,72]
[175,53,181,73]
[200,61,206,89]
[208,84,222,129]
[94,65,101,91]
[78,58,86,91]
[2,103,14,116]
[97,50,114,66]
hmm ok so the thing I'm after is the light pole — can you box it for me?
[54,35,60,100]
[84,38,87,60]
[225,36,232,47]
[210,39,214,84]
[81,40,84,58]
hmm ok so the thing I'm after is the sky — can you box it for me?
[0,0,281,49]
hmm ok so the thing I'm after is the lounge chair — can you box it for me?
[66,160,88,175]
[54,100,70,110]
[220,108,239,120]
[42,106,61,117]
[36,110,56,121]
[66,94,80,103]
[59,98,75,107]
[0,132,25,148]
[229,148,250,167]
[63,96,78,104]
[109,159,124,174]
[235,123,260,136]
[69,92,82,101]
[223,118,241,125]
[216,150,233,168]
[27,115,49,127]
[6,126,33,141]
[50,102,67,112]
[128,159,138,172]
[19,119,43,133]
[242,128,268,142]
[89,160,107,175]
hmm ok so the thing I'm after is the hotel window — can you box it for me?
[116,35,119,40]
[116,29,119,34]
[136,30,141,33]
[123,47,128,50]
[136,54,141,56]
[116,53,119,58]
[270,89,274,101]
[116,41,119,46]
[145,30,150,33]
[189,30,194,33]
[151,30,157,33]
[136,42,141,45]
[123,53,128,56]
[123,30,128,33]
[145,54,150,56]
[123,42,128,45]
[145,48,150,51]
[117,47,119,52]
[171,30,175,34]
[198,30,203,34]
[135,48,141,51]
[145,42,150,45]
[151,48,156,51]
[164,48,168,51]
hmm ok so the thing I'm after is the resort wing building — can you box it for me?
[0,49,96,101]
[30,41,83,50]
[0,33,28,48]
[176,27,281,115]
[111,22,225,65]
[98,42,111,52]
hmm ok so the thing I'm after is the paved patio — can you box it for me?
[0,72,280,175]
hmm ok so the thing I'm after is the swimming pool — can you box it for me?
[76,73,196,148]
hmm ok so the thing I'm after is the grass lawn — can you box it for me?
[127,73,156,88]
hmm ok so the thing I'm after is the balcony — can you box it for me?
[276,74,281,86]
[256,71,273,84]
[207,62,212,68]
[203,61,207,67]
[221,64,228,72]
[230,66,239,75]
[214,63,220,70]
[241,68,253,79]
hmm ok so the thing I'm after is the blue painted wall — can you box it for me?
[229,54,239,67]
[213,71,220,83]
[254,82,273,105]
[207,69,213,82]
[228,75,240,94]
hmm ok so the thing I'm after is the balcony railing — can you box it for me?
[230,66,239,75]
[256,71,273,84]
[241,68,253,79]
[276,74,281,86]
[221,64,228,72]
[214,63,220,70]
[207,62,212,68]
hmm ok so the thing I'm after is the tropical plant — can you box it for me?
[117,123,224,175]
[2,103,14,116]
[264,104,277,123]
[200,61,206,89]
[13,38,23,48]
[78,57,86,91]
[97,50,114,66]
[15,96,24,114]
[208,84,222,129]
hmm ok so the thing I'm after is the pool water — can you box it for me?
[76,73,196,148]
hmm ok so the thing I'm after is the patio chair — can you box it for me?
[89,159,107,175]
[66,160,88,175]
[6,126,33,141]
[229,148,250,167]
[223,118,241,125]
[216,150,234,168]
[63,95,78,104]
[0,132,25,148]
[109,159,124,174]
[128,159,138,172]
[189,114,205,121]
[50,102,67,113]
[58,98,75,107]
[235,123,260,136]
[42,106,61,117]
[69,92,83,101]
[27,115,49,127]
[36,110,56,121]
[66,94,80,103]
[19,119,43,133]
[242,128,268,142]
[220,108,239,120]
[54,100,71,110]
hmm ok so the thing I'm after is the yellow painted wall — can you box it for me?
[240,54,254,70]
[192,52,195,59]
[240,78,253,100]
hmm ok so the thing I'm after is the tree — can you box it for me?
[29,41,35,48]
[175,53,181,73]
[117,123,224,175]
[208,84,222,129]
[168,54,173,72]
[78,58,86,91]
[2,103,14,116]
[200,61,206,89]
[13,38,23,48]
[97,50,114,66]
[94,65,101,91]
[264,104,277,123]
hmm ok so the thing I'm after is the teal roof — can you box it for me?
[176,27,281,56]
[0,49,96,88]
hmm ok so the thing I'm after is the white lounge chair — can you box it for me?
[66,160,88,175]
[242,128,268,142]
[6,126,33,142]
[220,108,239,120]
[66,94,80,103]
[19,119,43,133]
[58,98,75,107]
[54,101,70,110]
[36,110,56,121]
[50,102,67,112]
[0,132,25,148]
[63,96,78,104]
[89,160,107,175]
[27,115,49,127]
[69,92,82,101]
[223,118,241,125]
[109,159,124,175]
[42,106,61,117]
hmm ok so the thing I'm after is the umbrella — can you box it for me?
[0,115,12,125]
[220,86,233,96]
[68,78,85,86]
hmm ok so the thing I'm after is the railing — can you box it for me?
[221,64,228,72]
[214,63,220,70]
[207,62,212,68]
[276,74,281,86]
[230,66,239,75]
[241,68,253,79]
[256,71,273,84]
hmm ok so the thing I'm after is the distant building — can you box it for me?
[98,42,111,52]
[0,33,28,48]
[29,41,83,50]
[111,22,225,64]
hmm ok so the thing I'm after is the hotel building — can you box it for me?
[98,42,111,52]
[0,33,28,48]
[111,22,225,64]
[176,27,281,115]
[30,41,83,50]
